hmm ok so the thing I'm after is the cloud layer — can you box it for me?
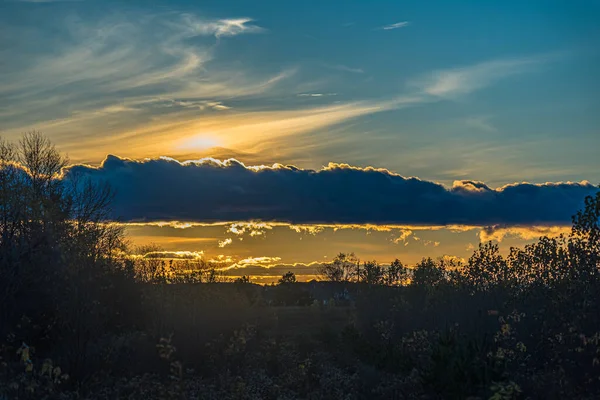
[65,156,598,226]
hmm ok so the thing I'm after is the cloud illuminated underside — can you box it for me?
[124,220,572,243]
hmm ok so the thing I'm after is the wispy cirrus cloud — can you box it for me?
[413,55,555,98]
[0,13,275,101]
[0,9,429,163]
[380,21,410,30]
[178,15,265,39]
[0,11,294,157]
[0,6,568,175]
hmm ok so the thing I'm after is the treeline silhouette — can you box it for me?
[1,133,599,399]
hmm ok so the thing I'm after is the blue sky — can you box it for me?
[2,0,598,186]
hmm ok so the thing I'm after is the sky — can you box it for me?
[1,0,599,282]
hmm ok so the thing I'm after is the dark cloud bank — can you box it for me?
[65,155,598,226]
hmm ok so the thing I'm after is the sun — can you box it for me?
[177,134,221,151]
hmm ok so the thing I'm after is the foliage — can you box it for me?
[235,275,252,284]
[385,258,409,286]
[412,257,447,287]
[278,271,297,284]
[359,260,385,285]
[0,132,140,380]
[318,252,359,282]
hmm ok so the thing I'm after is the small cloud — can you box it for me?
[380,21,410,30]
[479,225,571,242]
[228,224,247,235]
[204,101,231,111]
[227,222,273,238]
[158,99,231,111]
[222,261,321,280]
[327,64,364,74]
[392,229,413,244]
[142,251,204,260]
[218,238,233,248]
[237,256,281,265]
[209,254,234,263]
[297,93,337,97]
[289,225,325,235]
[465,116,497,132]
[181,16,265,39]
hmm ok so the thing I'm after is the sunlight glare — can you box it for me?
[177,134,221,151]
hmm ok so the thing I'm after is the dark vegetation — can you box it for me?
[1,133,599,399]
